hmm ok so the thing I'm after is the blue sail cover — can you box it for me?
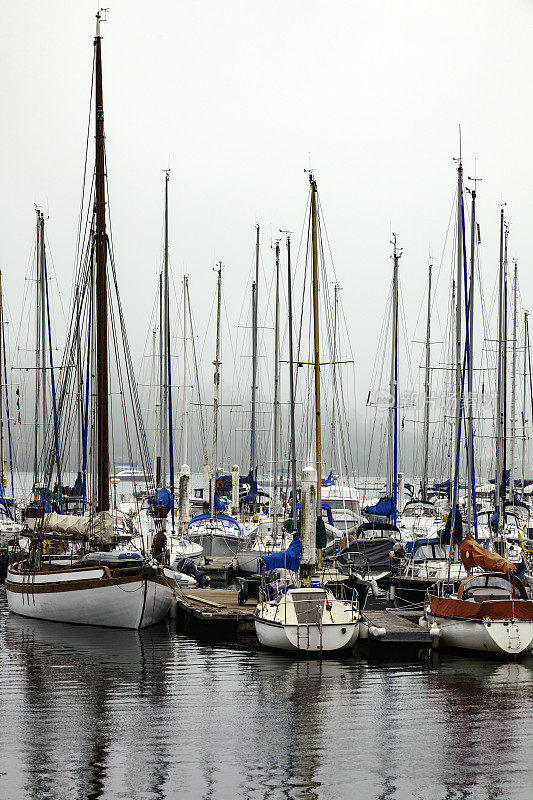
[188,513,242,534]
[242,480,258,505]
[261,535,302,573]
[214,492,225,512]
[150,488,173,512]
[363,496,393,518]
[322,470,334,487]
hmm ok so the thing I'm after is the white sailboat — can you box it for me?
[254,175,360,653]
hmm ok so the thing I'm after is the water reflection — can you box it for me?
[1,587,533,800]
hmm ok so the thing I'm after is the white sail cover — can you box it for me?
[27,511,115,542]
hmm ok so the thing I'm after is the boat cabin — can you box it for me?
[457,572,528,602]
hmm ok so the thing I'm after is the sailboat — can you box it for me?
[128,174,202,567]
[6,14,174,629]
[254,174,360,653]
[425,533,533,656]
[187,263,243,557]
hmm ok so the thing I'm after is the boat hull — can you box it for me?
[6,564,175,629]
[428,614,533,656]
[188,531,241,559]
[254,616,359,652]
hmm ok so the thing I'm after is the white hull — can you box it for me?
[6,564,175,629]
[188,531,241,559]
[428,614,533,656]
[254,587,359,653]
[236,550,264,574]
[254,617,359,652]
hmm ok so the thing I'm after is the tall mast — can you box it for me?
[182,275,189,465]
[502,225,509,503]
[389,235,400,524]
[94,13,109,512]
[0,272,4,490]
[33,210,42,487]
[331,283,339,469]
[160,171,170,488]
[210,263,222,518]
[421,261,432,501]
[272,240,281,534]
[522,312,529,498]
[466,185,476,533]
[286,233,297,524]
[510,262,518,499]
[152,328,158,484]
[495,209,505,526]
[250,224,259,486]
[453,157,463,489]
[309,174,322,513]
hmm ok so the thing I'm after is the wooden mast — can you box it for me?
[94,13,109,513]
[309,174,321,514]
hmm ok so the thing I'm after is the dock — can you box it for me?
[201,557,235,585]
[174,588,256,642]
[357,608,431,655]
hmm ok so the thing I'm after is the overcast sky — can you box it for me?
[2,1,533,476]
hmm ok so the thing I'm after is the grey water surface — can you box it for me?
[1,587,532,800]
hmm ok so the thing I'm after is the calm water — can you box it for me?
[1,588,533,800]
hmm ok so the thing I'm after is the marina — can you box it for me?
[2,2,533,798]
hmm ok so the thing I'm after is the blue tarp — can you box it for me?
[214,492,225,512]
[363,496,393,518]
[261,535,302,573]
[322,470,334,487]
[242,480,258,505]
[188,512,242,534]
[149,487,173,512]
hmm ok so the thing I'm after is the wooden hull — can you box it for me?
[6,563,175,629]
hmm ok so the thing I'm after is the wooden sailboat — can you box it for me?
[6,14,174,629]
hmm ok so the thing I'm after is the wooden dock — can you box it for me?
[201,557,236,585]
[357,608,431,654]
[174,588,256,642]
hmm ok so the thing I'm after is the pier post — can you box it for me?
[300,465,317,579]
[232,464,239,516]
[179,464,190,536]
[398,472,405,514]
[203,463,210,504]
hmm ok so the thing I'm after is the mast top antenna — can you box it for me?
[96,8,109,37]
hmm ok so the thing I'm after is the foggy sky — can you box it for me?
[2,1,533,481]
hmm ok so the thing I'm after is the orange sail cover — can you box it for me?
[460,532,516,573]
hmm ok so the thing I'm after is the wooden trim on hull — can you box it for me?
[5,573,170,594]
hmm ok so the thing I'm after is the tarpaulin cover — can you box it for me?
[149,488,173,511]
[261,535,302,573]
[363,496,393,518]
[188,513,242,534]
[460,532,516,573]
[322,470,334,487]
[27,510,115,542]
[429,594,533,621]
[242,480,258,505]
[336,537,396,571]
